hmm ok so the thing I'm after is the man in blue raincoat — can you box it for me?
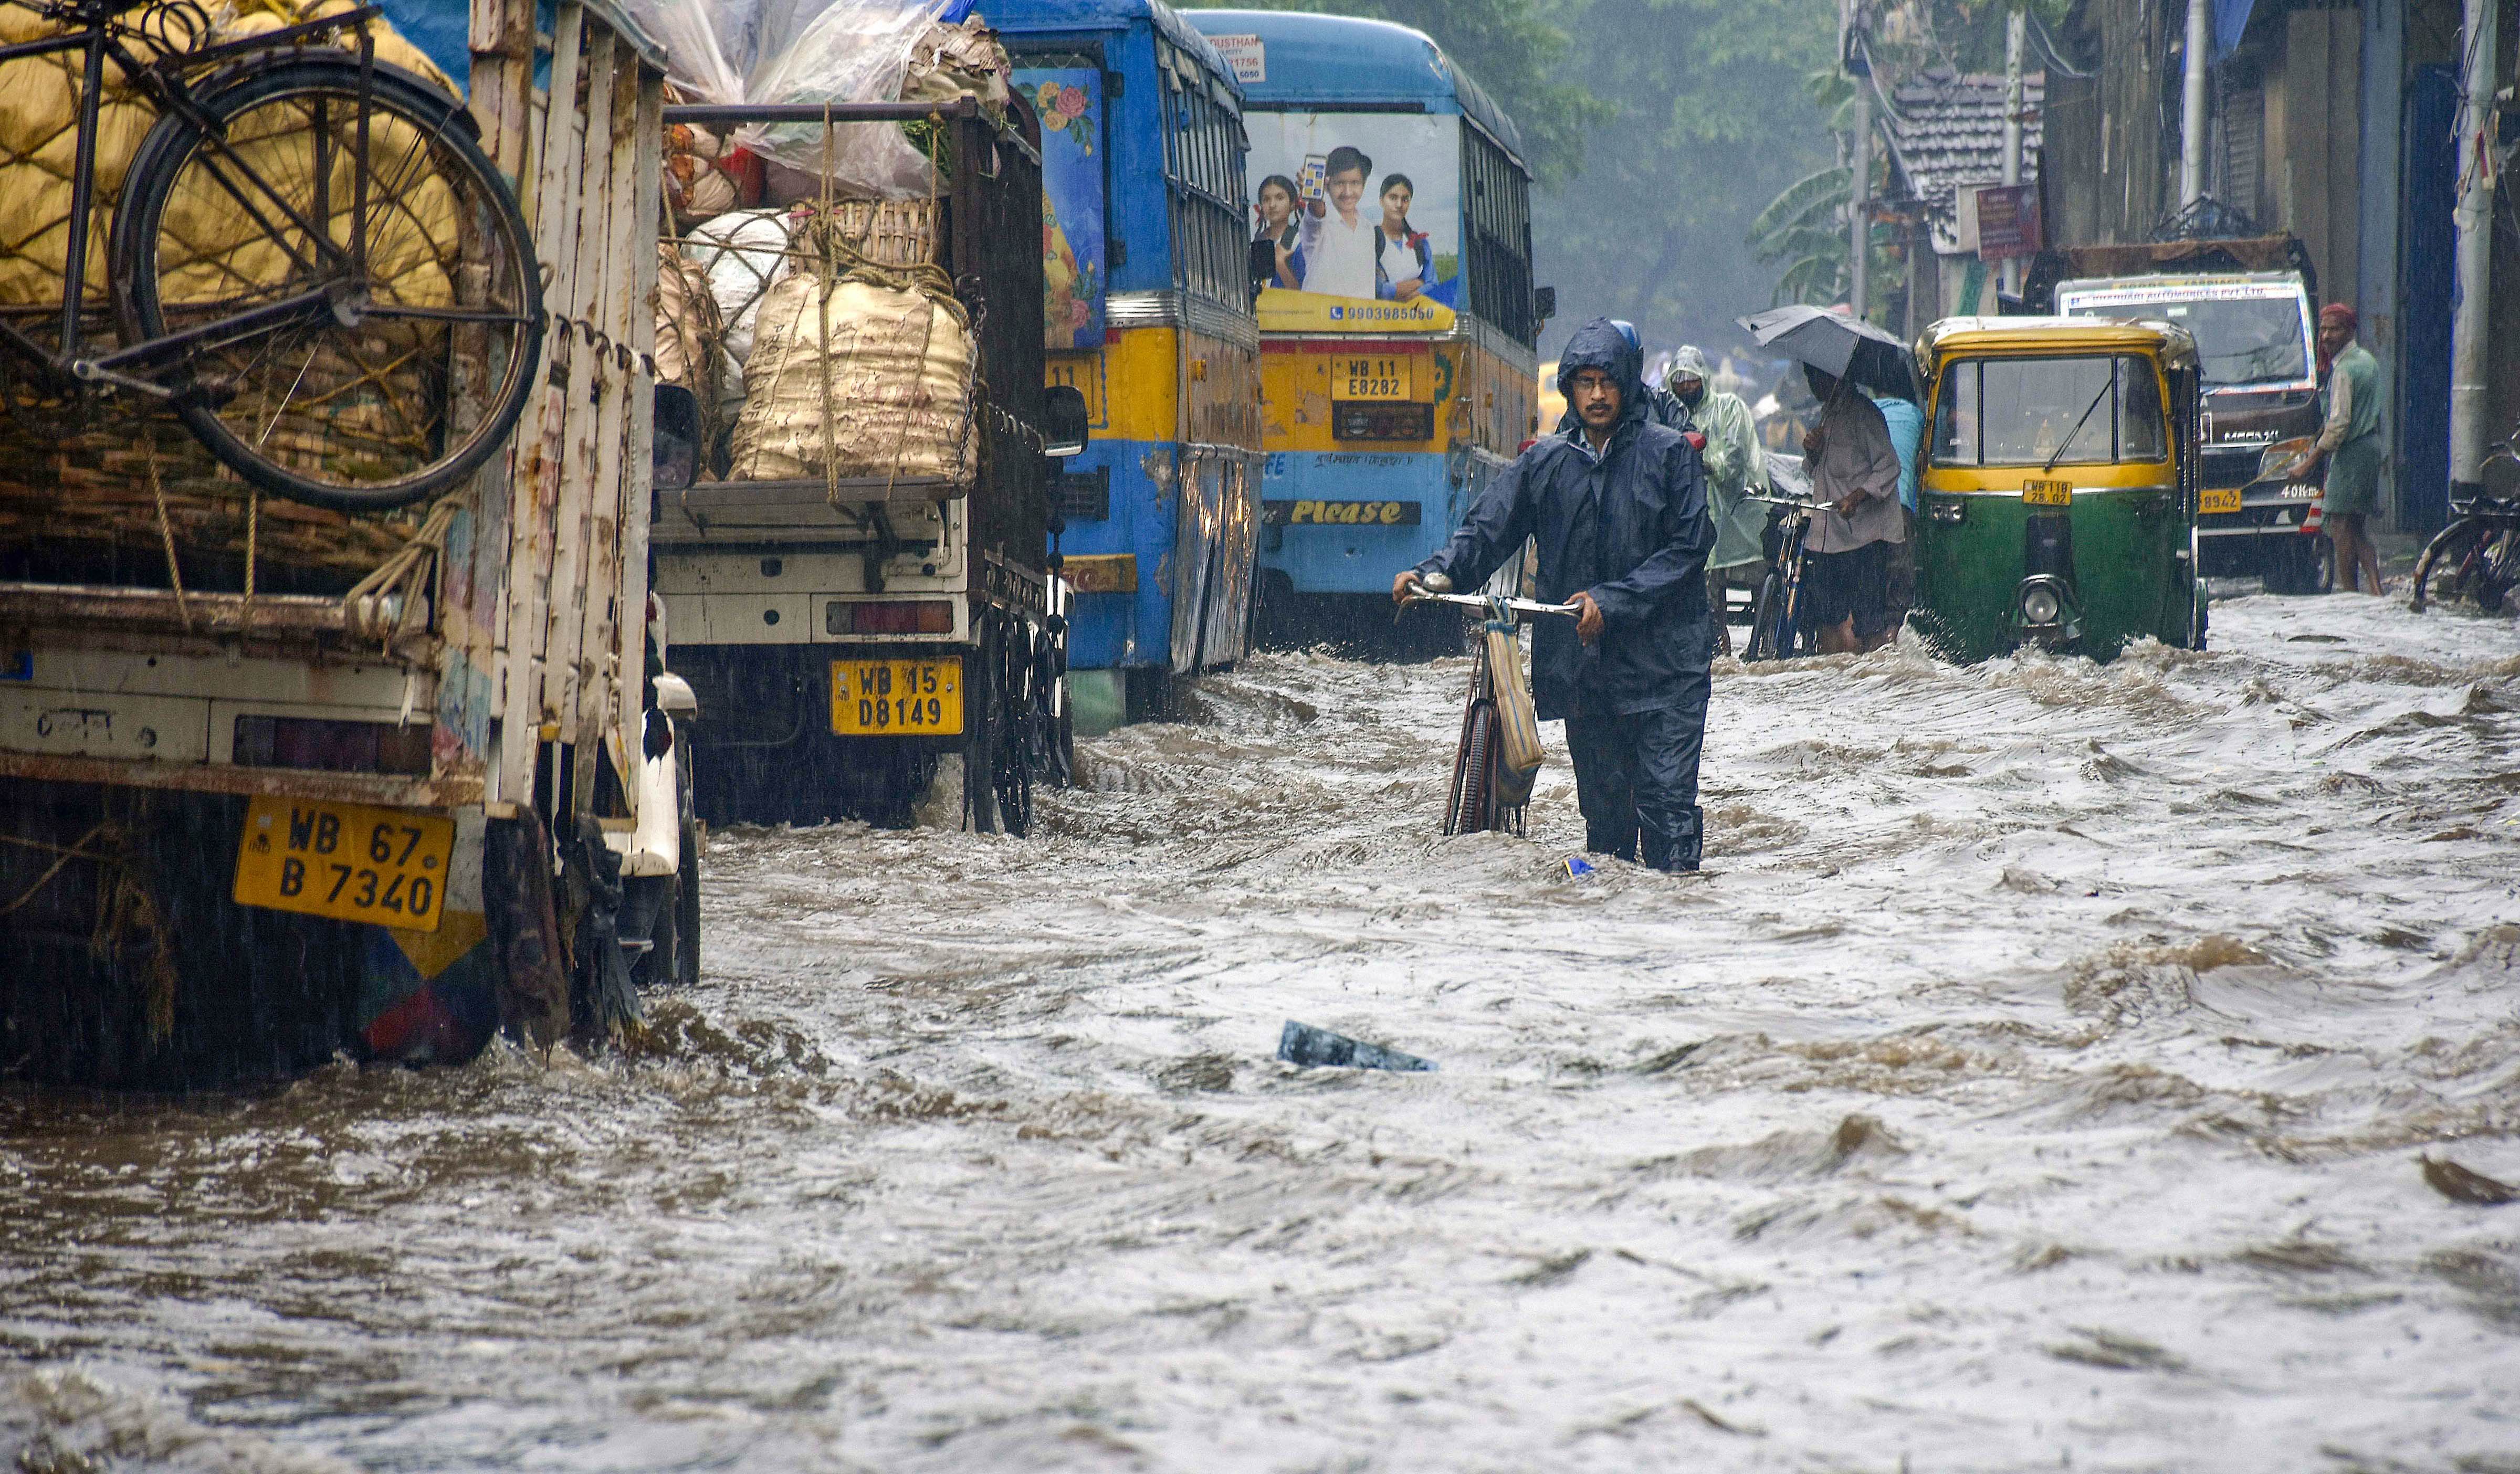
[1392,318,1716,871]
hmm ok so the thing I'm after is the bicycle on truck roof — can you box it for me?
[0,0,541,510]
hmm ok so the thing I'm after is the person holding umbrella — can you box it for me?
[1736,307,1909,654]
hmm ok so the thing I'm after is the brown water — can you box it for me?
[7,592,2520,1471]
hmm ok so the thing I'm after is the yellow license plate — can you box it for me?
[2022,479,2073,507]
[1335,354,1412,401]
[233,796,454,932]
[831,658,962,736]
[2199,486,2242,515]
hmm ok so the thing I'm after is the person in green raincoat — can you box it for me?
[1669,346,1766,655]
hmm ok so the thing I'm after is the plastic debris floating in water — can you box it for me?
[1563,856,1597,879]
[2421,1153,2517,1206]
[1277,1020,1436,1072]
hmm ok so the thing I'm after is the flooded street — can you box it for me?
[7,593,2520,1471]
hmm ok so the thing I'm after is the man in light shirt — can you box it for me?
[2307,303,2386,595]
[1797,364,1904,653]
[1293,146,1378,300]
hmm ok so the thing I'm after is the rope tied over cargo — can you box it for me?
[342,494,459,648]
[728,108,977,503]
[142,440,194,633]
[0,823,110,921]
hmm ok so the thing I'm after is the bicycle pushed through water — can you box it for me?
[1398,579,1578,836]
[0,0,541,509]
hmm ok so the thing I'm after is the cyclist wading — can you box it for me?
[1393,318,1716,871]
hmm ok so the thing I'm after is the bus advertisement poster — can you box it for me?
[1245,111,1460,333]
[1017,66,1106,351]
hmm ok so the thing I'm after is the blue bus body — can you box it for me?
[989,0,1263,709]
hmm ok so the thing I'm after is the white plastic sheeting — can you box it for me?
[622,0,944,196]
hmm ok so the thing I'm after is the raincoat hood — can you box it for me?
[1669,345,1711,382]
[1556,317,1645,420]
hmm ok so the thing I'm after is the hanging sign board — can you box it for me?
[1974,184,2041,261]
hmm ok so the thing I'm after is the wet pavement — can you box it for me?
[6,591,2520,1471]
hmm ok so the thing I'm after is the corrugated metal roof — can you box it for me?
[1883,67,2045,226]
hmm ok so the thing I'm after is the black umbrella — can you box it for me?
[1736,305,1917,400]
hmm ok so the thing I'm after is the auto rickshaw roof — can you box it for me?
[1914,316,2200,371]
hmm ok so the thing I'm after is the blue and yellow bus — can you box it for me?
[1181,10,1541,655]
[988,0,1263,724]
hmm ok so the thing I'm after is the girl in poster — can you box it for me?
[1373,173,1432,302]
[1249,174,1301,298]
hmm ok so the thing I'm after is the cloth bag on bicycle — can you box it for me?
[1484,603,1545,808]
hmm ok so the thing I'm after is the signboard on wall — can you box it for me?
[1973,184,2042,261]
[1016,66,1106,350]
[1244,110,1461,334]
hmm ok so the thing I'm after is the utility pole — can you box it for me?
[2448,0,2500,501]
[2000,8,2025,298]
[1850,80,1871,319]
[2179,0,2209,209]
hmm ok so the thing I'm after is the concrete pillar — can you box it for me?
[2180,0,2211,208]
[1851,83,1871,319]
[2449,0,2499,499]
[2001,10,2026,297]
[2355,0,2402,523]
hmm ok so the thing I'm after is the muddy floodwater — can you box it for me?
[7,594,2520,1471]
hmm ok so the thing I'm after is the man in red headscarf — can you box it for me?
[2308,304,2386,594]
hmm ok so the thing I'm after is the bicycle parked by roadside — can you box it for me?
[2410,416,2520,615]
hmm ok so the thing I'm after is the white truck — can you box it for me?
[2045,252,2332,594]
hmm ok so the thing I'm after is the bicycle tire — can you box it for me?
[1452,700,1497,836]
[113,59,543,511]
[1744,572,1783,661]
[2410,518,2487,613]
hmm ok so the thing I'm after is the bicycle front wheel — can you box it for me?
[113,60,543,511]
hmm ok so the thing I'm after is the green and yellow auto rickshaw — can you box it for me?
[1910,318,2207,664]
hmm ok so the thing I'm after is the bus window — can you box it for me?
[1159,40,1247,307]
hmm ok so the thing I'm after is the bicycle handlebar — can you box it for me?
[1400,589,1581,619]
[1747,492,1830,512]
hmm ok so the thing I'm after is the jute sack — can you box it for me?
[1484,614,1545,807]
[653,243,723,397]
[726,269,972,485]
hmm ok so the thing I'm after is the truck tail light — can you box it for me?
[828,599,953,635]
[234,715,430,775]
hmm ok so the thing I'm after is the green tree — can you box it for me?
[1536,0,1841,356]
[1238,0,1606,185]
